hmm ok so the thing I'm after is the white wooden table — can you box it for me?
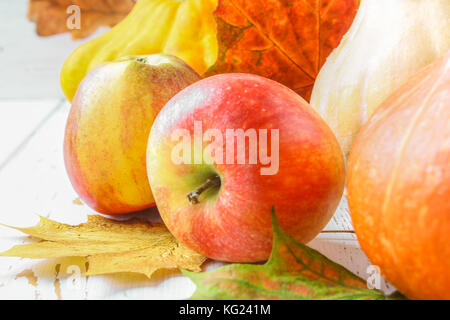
[0,99,395,299]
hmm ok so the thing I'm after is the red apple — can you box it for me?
[64,54,201,214]
[147,73,345,262]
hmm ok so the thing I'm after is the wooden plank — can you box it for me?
[0,101,394,299]
[0,99,63,168]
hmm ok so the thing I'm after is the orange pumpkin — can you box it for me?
[347,51,450,300]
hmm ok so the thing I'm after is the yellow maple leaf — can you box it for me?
[0,215,206,278]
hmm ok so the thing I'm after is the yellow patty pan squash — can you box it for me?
[310,0,450,157]
[61,0,218,101]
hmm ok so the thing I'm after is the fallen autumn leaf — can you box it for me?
[206,0,359,101]
[184,208,406,300]
[0,215,206,278]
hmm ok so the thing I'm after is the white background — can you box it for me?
[0,0,106,99]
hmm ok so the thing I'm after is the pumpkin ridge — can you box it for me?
[380,64,448,217]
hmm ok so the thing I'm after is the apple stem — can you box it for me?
[187,175,221,205]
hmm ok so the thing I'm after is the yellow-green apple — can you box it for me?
[64,54,201,214]
[147,73,345,262]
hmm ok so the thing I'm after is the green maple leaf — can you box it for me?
[183,208,407,300]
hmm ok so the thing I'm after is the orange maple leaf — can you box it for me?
[206,0,359,101]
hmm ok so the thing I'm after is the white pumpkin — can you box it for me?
[310,0,450,157]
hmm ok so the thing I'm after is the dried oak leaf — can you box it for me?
[205,0,359,101]
[0,215,206,278]
[45,0,135,14]
[27,0,134,39]
[184,209,406,300]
